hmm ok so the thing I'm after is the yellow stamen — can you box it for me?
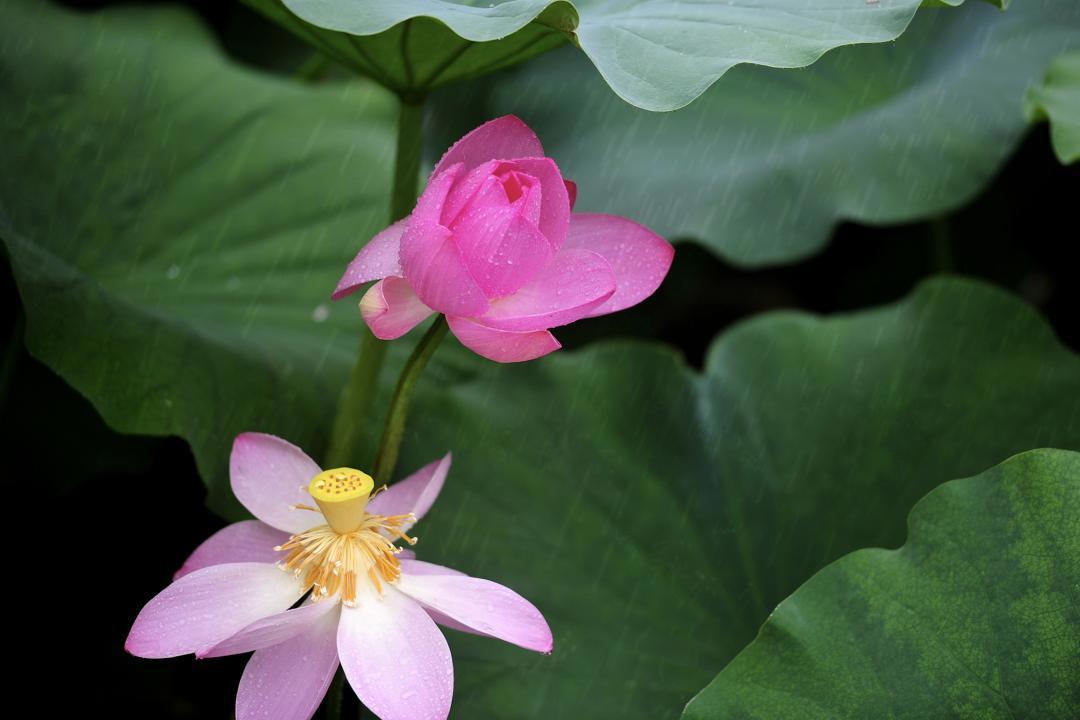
[308,467,374,533]
[275,508,417,606]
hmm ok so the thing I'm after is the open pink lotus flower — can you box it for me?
[334,115,674,362]
[126,433,551,720]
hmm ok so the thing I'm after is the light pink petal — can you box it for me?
[231,433,324,535]
[396,573,552,653]
[399,559,465,577]
[450,178,552,298]
[397,557,482,639]
[563,214,674,316]
[125,563,302,659]
[398,548,416,560]
[381,559,479,640]
[447,316,561,363]
[477,248,615,332]
[236,603,340,720]
[564,179,577,210]
[421,609,481,638]
[400,164,489,316]
[432,115,543,178]
[333,218,407,300]
[175,520,288,580]
[367,454,451,534]
[498,157,570,252]
[338,586,453,720]
[201,597,341,658]
[360,277,434,340]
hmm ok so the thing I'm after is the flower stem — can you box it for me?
[370,314,448,486]
[323,94,426,469]
[392,95,426,222]
[324,330,384,468]
[293,52,330,82]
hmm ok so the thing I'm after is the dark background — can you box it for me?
[3,1,1078,717]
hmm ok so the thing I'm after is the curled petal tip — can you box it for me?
[359,278,433,341]
[334,219,408,300]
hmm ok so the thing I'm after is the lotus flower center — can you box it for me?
[274,468,417,606]
[497,169,534,204]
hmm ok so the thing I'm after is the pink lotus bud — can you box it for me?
[335,116,674,362]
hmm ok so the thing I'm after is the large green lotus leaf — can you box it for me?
[391,279,1080,719]
[246,0,968,111]
[0,1,480,516]
[1026,50,1080,164]
[930,0,1007,8]
[241,0,572,95]
[685,448,1080,719]
[438,0,1080,265]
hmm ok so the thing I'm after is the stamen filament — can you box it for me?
[275,511,417,605]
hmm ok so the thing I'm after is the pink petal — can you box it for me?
[407,224,488,317]
[477,248,615,332]
[367,454,451,534]
[400,164,489,316]
[396,565,481,639]
[398,563,479,639]
[564,179,577,210]
[338,586,453,720]
[236,604,340,720]
[440,159,502,226]
[360,277,434,340]
[201,597,341,658]
[399,560,465,577]
[333,218,407,300]
[405,163,461,238]
[125,563,302,659]
[432,115,543,178]
[175,520,288,580]
[447,316,561,363]
[421,609,481,638]
[231,433,324,535]
[499,157,570,252]
[563,214,674,316]
[396,573,552,653]
[449,184,552,298]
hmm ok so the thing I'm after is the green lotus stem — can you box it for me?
[293,52,330,82]
[324,95,426,469]
[324,329,386,468]
[391,95,425,222]
[370,314,448,487]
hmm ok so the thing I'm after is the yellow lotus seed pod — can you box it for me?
[308,467,374,533]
